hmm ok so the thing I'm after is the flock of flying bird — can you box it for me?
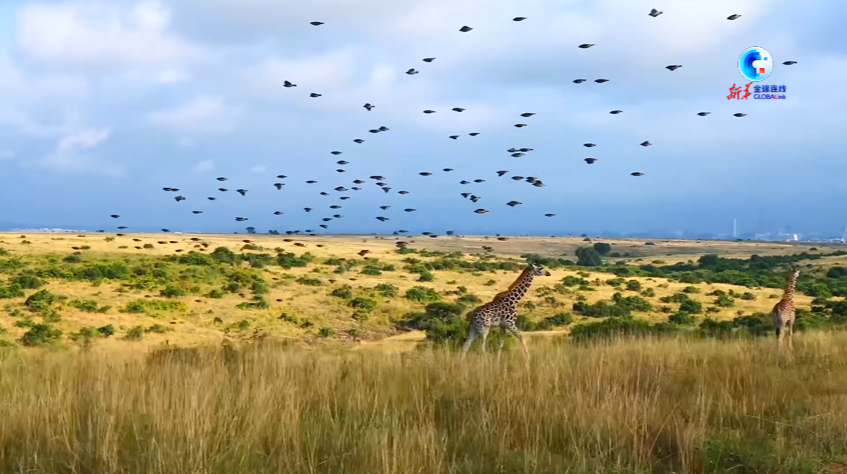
[107,8,796,236]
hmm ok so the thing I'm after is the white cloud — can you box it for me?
[16,1,208,69]
[39,127,125,176]
[158,69,191,84]
[146,95,243,134]
[249,165,267,173]
[192,160,215,172]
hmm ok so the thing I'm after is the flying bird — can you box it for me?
[545,213,556,217]
[337,160,348,165]
[649,8,663,17]
[404,209,416,212]
[666,65,682,71]
[353,139,364,143]
[506,201,522,207]
[520,112,535,117]
[110,214,120,218]
[733,113,747,117]
[513,16,526,21]
[283,81,297,88]
[216,177,227,181]
[376,216,390,221]
[459,26,473,32]
[380,205,390,210]
[461,193,471,198]
[452,107,465,112]
[584,143,596,147]
[460,180,470,185]
[274,183,284,189]
[363,103,374,111]
[398,191,409,195]
[470,196,481,203]
[511,176,525,181]
[469,132,480,136]
[579,43,594,49]
[727,14,741,20]
[406,69,419,75]
[310,93,322,98]
[378,126,389,131]
[331,151,342,155]
[514,124,528,128]
[595,79,609,83]
[584,158,598,164]
[330,205,341,209]
[640,141,652,146]
[443,168,453,172]
[310,21,324,26]
[474,209,489,214]
[610,110,623,114]
[277,175,287,179]
[304,208,312,212]
[449,135,459,140]
[274,211,283,215]
[573,79,587,83]
[336,169,346,173]
[697,112,711,116]
[423,58,435,62]
[474,179,486,183]
[631,172,644,176]
[306,180,317,184]
[235,217,248,222]
[236,189,247,196]
[496,170,508,176]
[218,188,228,192]
[175,196,186,202]
[512,153,524,157]
[423,109,436,114]
[419,172,432,176]
[783,61,797,65]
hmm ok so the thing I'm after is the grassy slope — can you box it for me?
[0,231,841,349]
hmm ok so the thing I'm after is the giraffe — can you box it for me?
[772,265,800,348]
[462,263,551,358]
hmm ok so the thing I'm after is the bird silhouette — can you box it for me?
[727,14,741,20]
[649,8,662,17]
[459,26,473,32]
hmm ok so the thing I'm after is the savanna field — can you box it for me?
[2,232,847,473]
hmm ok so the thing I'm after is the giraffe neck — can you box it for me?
[783,273,798,303]
[503,269,535,304]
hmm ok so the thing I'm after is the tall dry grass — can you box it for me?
[2,334,847,474]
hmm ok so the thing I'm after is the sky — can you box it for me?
[0,0,846,236]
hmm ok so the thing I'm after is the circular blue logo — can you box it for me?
[738,46,773,82]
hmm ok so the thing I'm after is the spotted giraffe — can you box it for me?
[462,263,551,358]
[772,265,800,348]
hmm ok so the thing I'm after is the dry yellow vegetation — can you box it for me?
[0,231,841,350]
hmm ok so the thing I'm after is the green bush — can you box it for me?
[146,324,171,334]
[349,297,377,312]
[405,286,441,303]
[277,252,314,269]
[641,288,656,297]
[682,286,701,294]
[417,271,435,282]
[456,294,481,304]
[668,311,696,325]
[296,277,322,287]
[319,327,336,338]
[0,282,25,299]
[331,285,353,299]
[536,312,573,330]
[98,325,115,337]
[70,299,110,313]
[605,278,625,287]
[208,289,224,298]
[160,286,187,298]
[20,323,63,346]
[562,275,589,287]
[571,317,675,341]
[361,266,382,276]
[12,273,44,289]
[575,247,602,267]
[25,289,62,312]
[625,280,642,291]
[714,295,736,307]
[125,326,144,340]
[374,283,398,298]
[679,299,703,314]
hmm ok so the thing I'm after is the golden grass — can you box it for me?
[0,232,837,347]
[2,333,847,473]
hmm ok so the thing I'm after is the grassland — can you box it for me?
[0,231,843,349]
[2,334,847,473]
[2,232,847,473]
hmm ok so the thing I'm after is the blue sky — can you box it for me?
[0,0,845,236]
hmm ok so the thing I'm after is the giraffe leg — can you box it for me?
[461,327,477,356]
[498,326,508,351]
[505,324,529,361]
[479,325,490,353]
[787,318,796,351]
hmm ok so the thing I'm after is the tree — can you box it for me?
[593,242,612,255]
[246,227,256,234]
[575,247,602,267]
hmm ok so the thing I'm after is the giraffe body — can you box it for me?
[772,266,800,348]
[462,264,550,358]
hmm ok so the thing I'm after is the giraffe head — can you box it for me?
[529,263,551,277]
[790,265,800,279]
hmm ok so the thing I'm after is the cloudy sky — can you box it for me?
[1,0,845,236]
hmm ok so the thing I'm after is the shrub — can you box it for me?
[208,289,224,299]
[641,287,656,297]
[668,311,696,325]
[125,326,145,340]
[714,295,736,307]
[562,275,589,287]
[605,278,625,287]
[593,242,612,255]
[12,274,44,289]
[331,285,353,299]
[679,299,703,314]
[0,282,25,299]
[740,292,756,300]
[625,280,642,291]
[374,283,398,298]
[456,294,481,304]
[536,312,573,330]
[20,323,63,346]
[277,252,314,269]
[405,286,440,303]
[160,286,187,298]
[296,277,322,287]
[571,317,673,341]
[146,324,170,334]
[97,325,115,337]
[25,289,62,312]
[682,286,701,294]
[319,327,336,338]
[70,299,110,313]
[349,297,377,312]
[484,279,497,286]
[575,247,602,267]
[361,266,382,276]
[64,254,83,263]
